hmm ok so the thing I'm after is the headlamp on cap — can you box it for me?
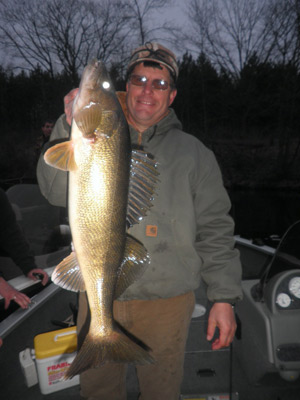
[127,42,179,83]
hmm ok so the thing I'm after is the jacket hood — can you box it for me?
[129,108,182,143]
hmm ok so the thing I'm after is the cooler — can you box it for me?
[34,326,79,394]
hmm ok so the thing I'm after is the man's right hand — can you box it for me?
[64,88,79,125]
[0,277,31,309]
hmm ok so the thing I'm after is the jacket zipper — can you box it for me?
[138,131,143,146]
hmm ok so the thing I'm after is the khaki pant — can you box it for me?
[77,291,195,400]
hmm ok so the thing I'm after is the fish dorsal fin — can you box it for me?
[127,150,159,227]
[114,234,150,299]
[44,140,77,171]
[51,251,86,292]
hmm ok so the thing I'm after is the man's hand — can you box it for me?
[27,269,49,286]
[0,277,31,309]
[207,302,236,350]
[0,269,48,310]
[64,88,79,125]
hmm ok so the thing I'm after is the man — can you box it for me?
[41,120,54,140]
[35,119,55,159]
[0,188,48,311]
[37,42,242,400]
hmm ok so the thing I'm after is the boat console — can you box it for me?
[235,222,300,383]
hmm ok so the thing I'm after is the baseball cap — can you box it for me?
[127,42,179,81]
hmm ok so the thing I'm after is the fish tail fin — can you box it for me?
[65,329,154,379]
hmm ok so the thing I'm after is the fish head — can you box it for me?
[72,60,124,141]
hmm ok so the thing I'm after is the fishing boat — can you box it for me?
[0,184,299,400]
[234,223,300,397]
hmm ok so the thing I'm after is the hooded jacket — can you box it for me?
[37,108,242,302]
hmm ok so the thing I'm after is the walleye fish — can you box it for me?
[44,60,158,378]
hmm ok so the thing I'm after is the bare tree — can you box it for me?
[264,0,300,169]
[124,0,173,46]
[265,0,300,67]
[0,0,131,81]
[183,0,300,171]
[184,0,274,77]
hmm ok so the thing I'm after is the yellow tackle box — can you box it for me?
[34,326,79,394]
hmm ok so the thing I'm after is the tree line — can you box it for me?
[0,0,300,189]
[1,0,299,78]
[1,52,299,189]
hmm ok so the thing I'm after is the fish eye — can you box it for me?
[102,81,110,90]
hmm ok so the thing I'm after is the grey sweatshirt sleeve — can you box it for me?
[193,148,243,303]
[36,114,69,207]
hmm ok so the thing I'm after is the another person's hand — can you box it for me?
[27,268,49,286]
[206,302,236,350]
[0,277,31,309]
[64,88,79,125]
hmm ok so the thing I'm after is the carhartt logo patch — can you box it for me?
[146,225,158,237]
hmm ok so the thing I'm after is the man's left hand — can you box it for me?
[206,302,236,350]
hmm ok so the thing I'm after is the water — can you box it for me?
[229,189,300,239]
[2,182,299,242]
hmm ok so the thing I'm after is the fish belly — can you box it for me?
[70,135,128,330]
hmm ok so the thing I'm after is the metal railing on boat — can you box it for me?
[0,267,60,339]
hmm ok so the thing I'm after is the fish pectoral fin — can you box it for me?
[51,251,85,292]
[75,106,122,139]
[114,234,150,299]
[44,141,77,171]
[74,103,102,139]
[127,150,159,227]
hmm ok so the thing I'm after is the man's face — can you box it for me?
[126,63,177,132]
[42,122,54,137]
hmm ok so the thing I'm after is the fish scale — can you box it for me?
[45,60,158,379]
